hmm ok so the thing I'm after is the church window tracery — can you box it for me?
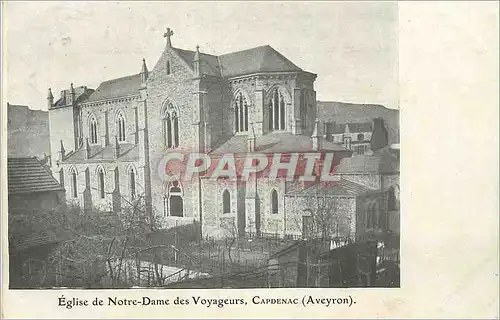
[162,101,180,148]
[268,88,285,131]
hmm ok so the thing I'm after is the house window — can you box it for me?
[162,102,179,148]
[234,92,249,133]
[271,189,279,214]
[268,88,285,131]
[222,189,231,214]
[355,145,366,155]
[343,136,352,150]
[366,202,379,229]
[97,167,105,199]
[357,133,364,141]
[129,167,136,200]
[71,168,78,198]
[116,111,126,142]
[388,185,399,211]
[89,115,98,144]
[166,181,183,217]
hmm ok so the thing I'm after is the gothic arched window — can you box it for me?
[300,91,307,129]
[89,115,98,144]
[268,88,285,131]
[116,111,126,142]
[270,189,279,214]
[234,92,249,133]
[222,189,231,214]
[166,181,183,217]
[162,102,180,148]
[70,167,78,198]
[97,166,105,199]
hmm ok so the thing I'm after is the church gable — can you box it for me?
[149,46,196,83]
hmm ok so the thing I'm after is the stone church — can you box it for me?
[48,29,397,239]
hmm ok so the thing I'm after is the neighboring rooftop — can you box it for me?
[318,101,399,144]
[335,146,400,174]
[286,179,375,197]
[210,132,349,155]
[7,157,64,194]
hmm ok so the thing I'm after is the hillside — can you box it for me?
[317,101,400,144]
[7,103,51,159]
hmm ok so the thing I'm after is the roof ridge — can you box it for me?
[100,73,141,84]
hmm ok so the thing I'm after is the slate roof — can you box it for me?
[327,122,373,134]
[173,48,222,77]
[174,45,307,79]
[7,157,64,194]
[54,86,95,107]
[210,132,349,155]
[62,143,139,163]
[318,101,399,144]
[218,45,304,78]
[286,179,374,197]
[86,74,142,102]
[335,147,399,174]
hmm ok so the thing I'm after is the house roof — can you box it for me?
[218,45,305,78]
[7,157,64,194]
[62,143,140,163]
[286,179,375,197]
[318,101,399,144]
[86,74,142,102]
[335,147,399,174]
[327,122,373,134]
[210,132,349,155]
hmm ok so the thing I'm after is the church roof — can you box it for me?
[335,147,399,174]
[210,132,349,155]
[173,48,222,77]
[286,179,374,197]
[62,143,140,163]
[86,74,142,102]
[173,45,308,79]
[7,157,64,194]
[218,45,304,78]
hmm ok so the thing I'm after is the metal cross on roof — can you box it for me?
[163,27,174,47]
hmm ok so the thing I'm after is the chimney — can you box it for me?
[311,118,321,151]
[114,135,120,158]
[67,83,75,105]
[47,88,54,109]
[140,58,148,86]
[84,138,91,160]
[247,123,257,152]
[371,117,389,151]
[58,140,65,162]
[194,45,201,77]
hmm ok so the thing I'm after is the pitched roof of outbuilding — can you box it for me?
[286,179,375,197]
[7,157,64,194]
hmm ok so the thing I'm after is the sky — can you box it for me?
[4,1,398,111]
